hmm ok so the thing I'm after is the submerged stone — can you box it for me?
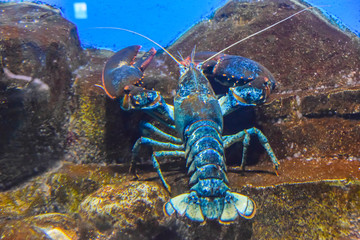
[0,163,130,221]
[0,213,82,240]
[0,2,85,189]
[250,180,360,239]
[79,181,169,238]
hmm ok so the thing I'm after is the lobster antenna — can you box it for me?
[177,51,185,61]
[93,27,182,65]
[190,45,197,64]
[201,6,314,64]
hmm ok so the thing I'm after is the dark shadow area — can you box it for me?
[223,106,267,167]
[0,86,24,155]
[304,112,360,120]
[227,167,278,176]
[104,97,152,164]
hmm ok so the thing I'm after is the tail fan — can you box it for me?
[164,191,256,223]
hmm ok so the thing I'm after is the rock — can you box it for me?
[0,163,130,221]
[79,181,169,239]
[0,176,50,220]
[0,213,83,240]
[249,180,360,239]
[0,160,358,239]
[0,2,85,189]
[65,49,110,164]
[48,163,130,214]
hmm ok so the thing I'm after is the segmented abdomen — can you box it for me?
[184,119,229,195]
[165,118,255,223]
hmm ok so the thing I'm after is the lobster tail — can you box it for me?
[221,191,256,221]
[164,190,255,223]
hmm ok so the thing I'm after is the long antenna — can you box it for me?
[93,27,182,65]
[201,6,314,64]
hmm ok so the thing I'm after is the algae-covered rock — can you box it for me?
[65,49,110,164]
[0,163,130,221]
[79,181,169,239]
[47,163,131,214]
[0,177,51,220]
[0,213,82,240]
[250,180,360,239]
[0,160,358,239]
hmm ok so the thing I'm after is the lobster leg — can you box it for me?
[130,136,184,178]
[152,150,185,193]
[240,132,250,170]
[223,127,279,172]
[132,137,184,154]
[140,122,182,144]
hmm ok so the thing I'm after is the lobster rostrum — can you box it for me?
[98,8,311,223]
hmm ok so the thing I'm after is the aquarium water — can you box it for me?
[2,0,359,50]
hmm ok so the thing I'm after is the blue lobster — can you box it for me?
[100,43,279,223]
[96,6,315,224]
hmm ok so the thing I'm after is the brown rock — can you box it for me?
[0,213,82,240]
[79,181,169,239]
[0,2,85,189]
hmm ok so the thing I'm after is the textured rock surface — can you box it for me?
[0,2,84,189]
[250,180,360,239]
[65,49,110,164]
[0,163,129,220]
[0,161,358,239]
[0,0,359,239]
[0,213,82,240]
[79,181,169,239]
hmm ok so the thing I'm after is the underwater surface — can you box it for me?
[0,0,359,239]
[3,0,359,50]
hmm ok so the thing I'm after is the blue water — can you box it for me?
[4,0,360,51]
[305,0,360,36]
[40,0,228,50]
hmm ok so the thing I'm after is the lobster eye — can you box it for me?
[179,64,189,75]
[124,85,131,94]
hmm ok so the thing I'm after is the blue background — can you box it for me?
[4,0,360,51]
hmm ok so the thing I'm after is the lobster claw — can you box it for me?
[229,76,274,106]
[194,52,276,92]
[101,45,156,103]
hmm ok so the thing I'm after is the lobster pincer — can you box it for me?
[219,76,275,115]
[102,45,154,100]
[192,51,276,89]
[101,45,175,124]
